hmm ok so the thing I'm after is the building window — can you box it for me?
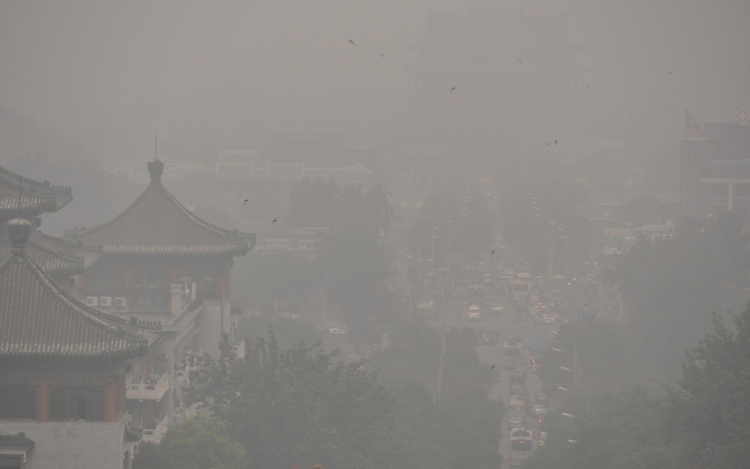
[50,386,105,421]
[132,291,170,313]
[0,386,37,419]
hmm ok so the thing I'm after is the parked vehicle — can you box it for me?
[491,303,504,314]
[467,305,482,321]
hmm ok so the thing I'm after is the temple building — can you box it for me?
[0,218,161,469]
[0,166,101,286]
[66,158,255,437]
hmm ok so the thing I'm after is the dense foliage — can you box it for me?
[617,214,749,380]
[133,416,246,469]
[187,334,407,469]
[525,303,750,469]
[371,318,504,469]
[287,177,392,235]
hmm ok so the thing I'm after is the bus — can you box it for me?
[508,428,534,467]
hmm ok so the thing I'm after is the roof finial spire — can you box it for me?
[148,129,164,182]
[18,175,22,218]
[7,218,31,252]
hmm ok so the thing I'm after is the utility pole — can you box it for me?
[435,300,446,405]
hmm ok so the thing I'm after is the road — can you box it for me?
[435,286,556,468]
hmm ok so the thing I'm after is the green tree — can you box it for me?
[187,333,407,469]
[232,253,319,315]
[315,225,393,344]
[161,416,246,469]
[665,304,750,469]
[617,214,749,380]
[287,177,393,235]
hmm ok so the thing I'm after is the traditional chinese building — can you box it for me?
[0,218,161,469]
[0,166,101,286]
[66,158,254,437]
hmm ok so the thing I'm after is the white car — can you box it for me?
[467,305,482,321]
[491,303,504,314]
[542,314,558,324]
[533,405,548,415]
[508,416,524,429]
[329,327,348,335]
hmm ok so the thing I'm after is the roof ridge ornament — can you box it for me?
[7,218,31,253]
[148,128,164,182]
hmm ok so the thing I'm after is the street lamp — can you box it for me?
[562,413,593,426]
[551,331,578,387]
[558,385,590,413]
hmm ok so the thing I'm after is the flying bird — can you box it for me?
[490,365,497,370]
[271,217,279,225]
[490,249,495,255]
[517,59,523,63]
[380,53,384,58]
[348,39,355,46]
[450,87,457,92]
[243,199,249,205]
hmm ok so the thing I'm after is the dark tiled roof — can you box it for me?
[124,426,143,442]
[0,433,34,450]
[0,250,161,359]
[67,169,254,256]
[0,166,72,217]
[0,230,101,277]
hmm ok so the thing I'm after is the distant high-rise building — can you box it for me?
[679,110,750,220]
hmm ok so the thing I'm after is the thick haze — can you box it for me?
[1,0,749,159]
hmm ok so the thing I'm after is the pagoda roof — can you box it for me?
[0,229,101,277]
[0,166,73,217]
[66,159,254,256]
[0,222,161,360]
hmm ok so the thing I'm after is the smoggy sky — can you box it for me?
[1,0,748,158]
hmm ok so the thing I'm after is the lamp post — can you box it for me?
[551,331,578,387]
[444,220,452,255]
[557,385,590,414]
[562,412,593,426]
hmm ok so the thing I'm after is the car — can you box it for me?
[467,305,482,321]
[535,393,550,406]
[491,303,504,314]
[533,405,548,415]
[542,314,557,324]
[508,416,524,430]
[538,431,547,446]
[510,384,525,395]
[329,327,348,335]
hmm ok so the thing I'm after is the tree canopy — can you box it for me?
[617,214,750,380]
[287,177,392,235]
[187,334,407,469]
[525,302,750,469]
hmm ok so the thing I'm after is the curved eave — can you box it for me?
[0,343,154,360]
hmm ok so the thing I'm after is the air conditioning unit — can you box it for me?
[86,296,99,307]
[99,296,112,307]
[114,297,127,308]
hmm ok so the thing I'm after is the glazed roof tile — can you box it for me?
[0,248,161,360]
[67,164,254,256]
[0,433,34,450]
[0,230,101,277]
[0,166,72,217]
